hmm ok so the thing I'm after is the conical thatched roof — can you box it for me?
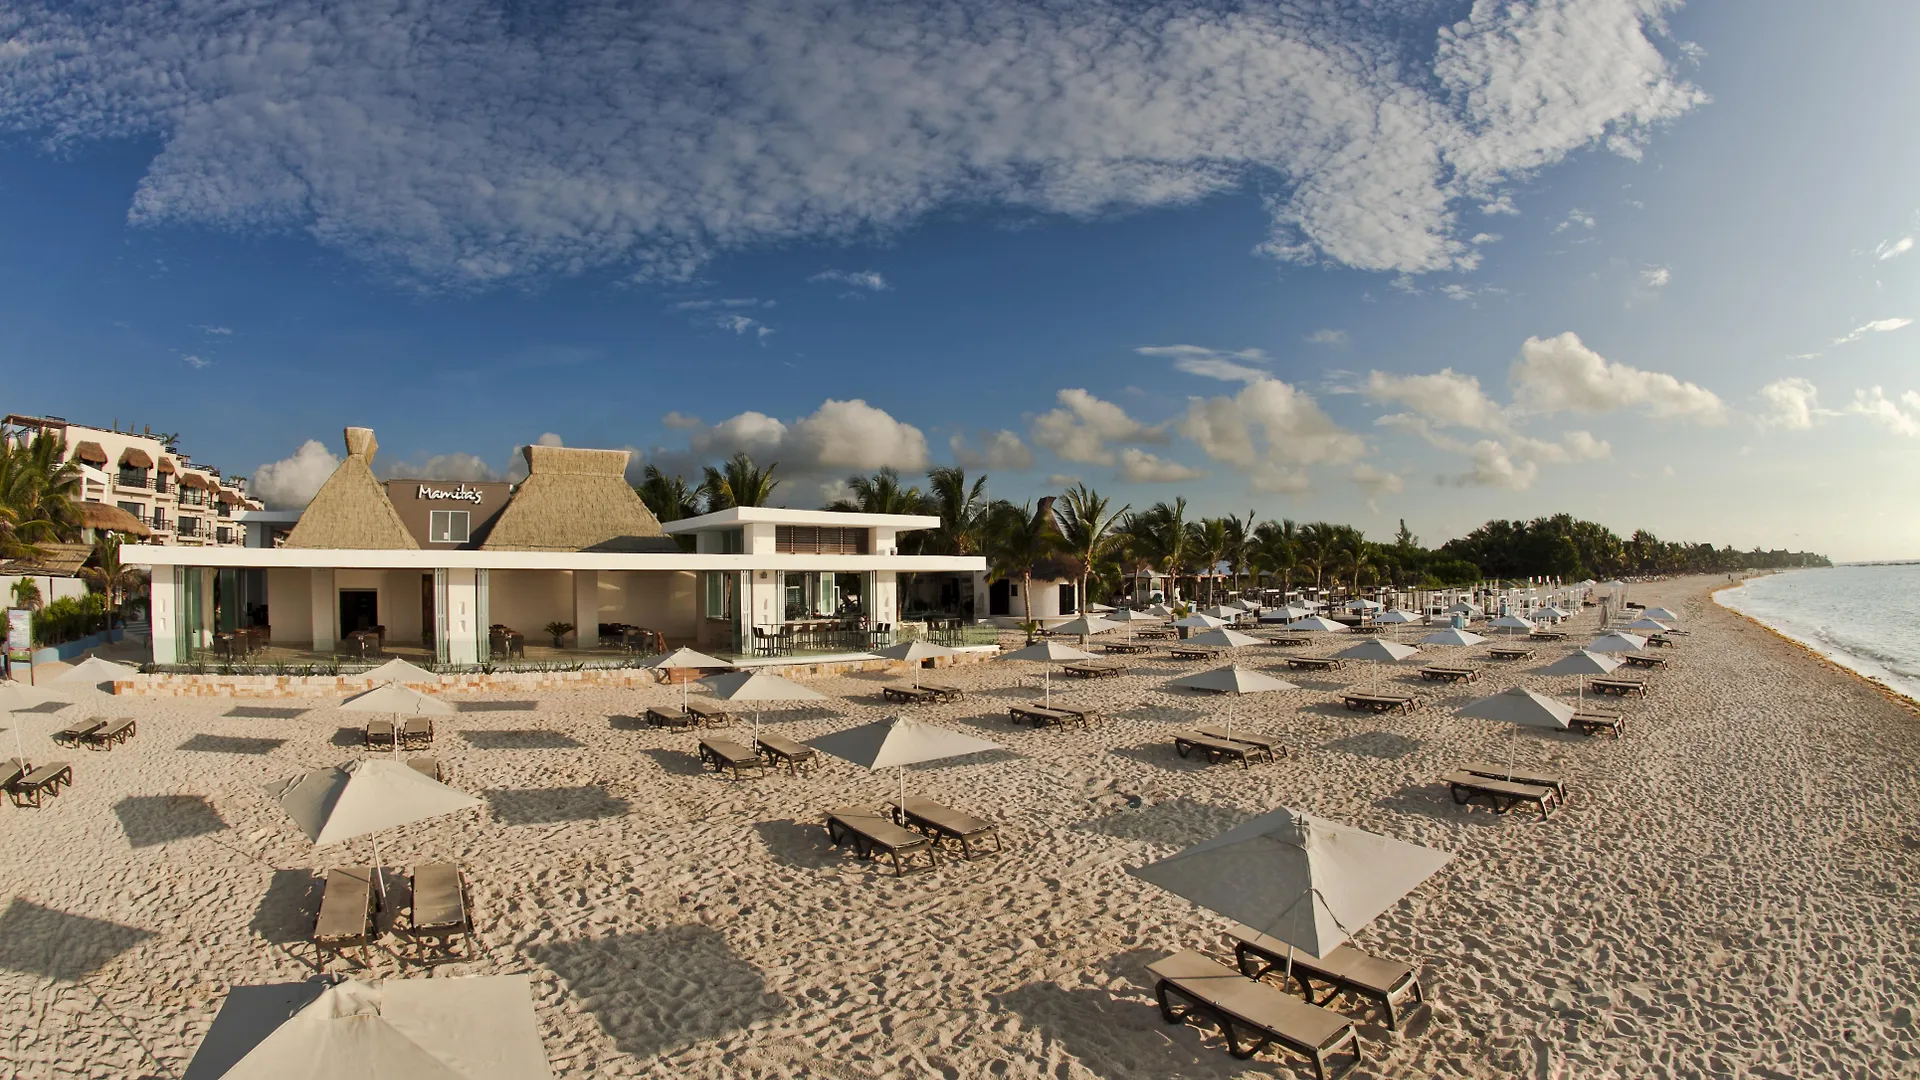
[283,428,419,550]
[481,445,675,552]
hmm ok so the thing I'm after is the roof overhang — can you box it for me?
[125,546,985,573]
[663,507,941,534]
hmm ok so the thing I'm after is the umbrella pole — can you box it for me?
[1044,667,1051,708]
[898,767,906,814]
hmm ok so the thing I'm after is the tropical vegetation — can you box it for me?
[0,430,83,561]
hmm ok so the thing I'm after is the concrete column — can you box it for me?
[573,570,599,648]
[309,569,335,651]
[149,567,179,665]
[444,568,480,665]
[873,571,898,625]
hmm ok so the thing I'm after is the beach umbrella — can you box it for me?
[1051,615,1122,641]
[267,759,481,896]
[1284,616,1347,633]
[1458,687,1576,776]
[1419,627,1486,647]
[698,670,829,741]
[52,655,139,687]
[182,974,553,1080]
[1185,628,1266,649]
[808,715,1003,809]
[1130,807,1452,981]
[1374,610,1420,625]
[1199,605,1243,622]
[1233,597,1261,611]
[1259,605,1313,624]
[640,647,732,711]
[1173,613,1228,630]
[1106,607,1160,641]
[873,639,959,689]
[360,657,438,686]
[1539,649,1623,708]
[998,640,1095,708]
[340,682,456,761]
[1146,603,1176,618]
[1335,639,1419,663]
[1641,606,1680,623]
[0,681,67,764]
[1535,605,1574,623]
[1167,665,1300,737]
[1587,632,1648,654]
[1346,598,1383,613]
[1084,602,1117,614]
[1488,614,1535,635]
[1445,602,1484,617]
[1622,617,1671,634]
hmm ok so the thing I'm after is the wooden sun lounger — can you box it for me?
[917,681,965,701]
[1342,692,1418,714]
[399,717,434,749]
[1170,646,1221,660]
[1009,705,1083,728]
[1589,677,1647,697]
[697,737,768,780]
[1286,656,1343,671]
[1231,926,1427,1032]
[53,719,104,746]
[645,706,698,730]
[824,806,939,875]
[1172,730,1273,769]
[1148,949,1361,1079]
[1103,641,1152,654]
[1440,770,1559,818]
[364,719,395,749]
[1528,630,1568,641]
[754,733,818,774]
[1063,661,1125,678]
[892,796,1002,859]
[85,717,137,748]
[1195,726,1283,757]
[1136,627,1178,639]
[1417,665,1480,683]
[685,702,730,727]
[313,865,380,965]
[1461,762,1566,800]
[8,761,72,807]
[1647,635,1676,648]
[883,684,941,704]
[1263,636,1309,647]
[1620,653,1668,669]
[407,861,471,958]
[406,756,441,782]
[0,759,23,795]
[1571,712,1625,738]
[1487,647,1533,661]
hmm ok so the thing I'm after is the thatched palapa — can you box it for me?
[481,445,676,553]
[119,446,154,469]
[283,428,420,550]
[0,542,94,577]
[156,456,177,474]
[78,501,152,538]
[72,440,109,465]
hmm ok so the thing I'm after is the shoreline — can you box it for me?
[1711,574,1920,716]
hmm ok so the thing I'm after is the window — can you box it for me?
[429,510,471,544]
[774,525,870,554]
[717,527,745,554]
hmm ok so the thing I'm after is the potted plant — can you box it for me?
[544,621,575,648]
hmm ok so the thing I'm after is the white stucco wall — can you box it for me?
[265,568,312,644]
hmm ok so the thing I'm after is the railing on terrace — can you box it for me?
[179,492,207,507]
[177,520,202,538]
[114,473,153,492]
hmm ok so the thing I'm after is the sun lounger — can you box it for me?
[1620,653,1668,669]
[1230,925,1427,1032]
[645,706,698,730]
[1487,647,1533,661]
[52,719,104,746]
[84,717,136,749]
[1148,949,1361,1079]
[407,862,471,958]
[1570,711,1625,738]
[917,681,965,701]
[1172,730,1273,769]
[1527,630,1568,641]
[883,684,941,704]
[313,865,380,965]
[364,719,395,749]
[406,756,441,782]
[824,806,939,875]
[754,733,818,774]
[697,737,768,780]
[398,717,434,749]
[1342,692,1418,714]
[1460,762,1566,800]
[1008,705,1083,728]
[1170,645,1220,660]
[1417,665,1479,683]
[1440,770,1559,818]
[1263,636,1308,647]
[7,761,72,807]
[892,796,1002,859]
[1063,661,1125,678]
[1136,627,1178,640]
[1286,656,1343,672]
[1102,641,1152,654]
[1589,677,1646,697]
[1195,726,1284,757]
[0,758,23,794]
[685,702,730,727]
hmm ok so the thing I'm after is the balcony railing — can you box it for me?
[178,492,207,508]
[215,529,234,545]
[177,519,202,538]
[149,517,173,533]
[114,473,153,492]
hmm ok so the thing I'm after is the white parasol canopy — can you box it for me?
[1083,602,1117,614]
[1488,614,1536,634]
[1539,649,1624,677]
[808,715,1004,807]
[999,640,1096,707]
[873,639,959,689]
[1622,617,1671,634]
[1050,615,1121,638]
[1587,632,1648,654]
[1260,605,1313,623]
[1199,605,1244,621]
[182,974,553,1080]
[699,670,829,740]
[1284,616,1348,633]
[1106,608,1161,624]
[1640,606,1680,623]
[1169,665,1300,695]
[52,655,139,685]
[1184,628,1265,649]
[1146,603,1176,618]
[1373,610,1420,625]
[339,682,455,717]
[1130,807,1453,962]
[641,646,733,710]
[1446,602,1484,616]
[267,759,481,847]
[360,658,439,686]
[1173,613,1228,630]
[1334,639,1419,663]
[1456,687,1574,731]
[1346,598,1383,612]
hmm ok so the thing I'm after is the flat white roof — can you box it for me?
[124,545,982,573]
[663,506,940,533]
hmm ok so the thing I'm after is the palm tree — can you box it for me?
[79,534,145,639]
[1125,498,1191,607]
[984,501,1061,628]
[1252,518,1298,598]
[925,466,991,556]
[635,465,702,522]
[1223,509,1257,600]
[1294,521,1338,596]
[0,431,83,561]
[1189,517,1233,606]
[700,452,780,510]
[826,467,930,516]
[1052,483,1129,614]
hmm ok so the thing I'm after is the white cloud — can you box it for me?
[1118,447,1205,483]
[712,313,774,338]
[690,399,927,472]
[0,0,1703,284]
[1179,378,1367,479]
[1756,378,1824,430]
[809,269,889,291]
[1030,388,1166,465]
[1832,317,1912,345]
[1875,237,1913,261]
[661,411,703,430]
[182,354,212,370]
[950,430,1034,473]
[252,439,340,508]
[1042,473,1080,488]
[197,324,232,335]
[1305,329,1347,346]
[382,452,503,483]
[1448,430,1610,490]
[1552,209,1596,233]
[1468,232,1500,245]
[1364,368,1507,431]
[1350,463,1403,496]
[1479,195,1519,216]
[674,298,768,311]
[1140,345,1273,384]
[1847,387,1920,437]
[1509,332,1726,422]
[690,411,789,459]
[1640,265,1671,288]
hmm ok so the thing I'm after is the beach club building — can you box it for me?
[129,428,986,667]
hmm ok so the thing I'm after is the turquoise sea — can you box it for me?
[1716,564,1920,702]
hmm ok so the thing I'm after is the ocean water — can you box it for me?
[1717,564,1920,702]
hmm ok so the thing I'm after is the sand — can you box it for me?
[2,574,1917,1078]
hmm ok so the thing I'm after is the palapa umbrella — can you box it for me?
[998,640,1094,708]
[873,639,958,689]
[698,670,828,741]
[1457,687,1575,776]
[1640,606,1681,623]
[808,715,1003,809]
[360,657,438,686]
[182,974,553,1080]
[52,655,139,687]
[1131,807,1453,983]
[1167,665,1299,736]
[1587,632,1648,654]
[1184,627,1265,649]
[340,682,456,760]
[1334,638,1419,663]
[1539,649,1624,707]
[0,681,67,764]
[640,647,732,711]
[267,759,482,896]
[1284,616,1348,634]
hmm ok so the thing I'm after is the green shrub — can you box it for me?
[30,594,110,646]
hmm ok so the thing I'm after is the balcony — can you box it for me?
[148,517,174,534]
[114,472,154,493]
[215,528,235,545]
[178,492,207,508]
[177,518,203,539]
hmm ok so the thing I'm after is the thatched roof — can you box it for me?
[72,440,108,464]
[0,542,94,576]
[119,446,154,469]
[179,471,209,489]
[283,427,420,550]
[78,501,152,538]
[481,445,676,553]
[156,456,177,474]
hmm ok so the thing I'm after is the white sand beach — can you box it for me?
[3,574,1917,1078]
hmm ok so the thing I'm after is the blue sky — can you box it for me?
[1,0,1917,559]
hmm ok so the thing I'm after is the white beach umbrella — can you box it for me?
[1185,628,1266,649]
[1446,602,1484,616]
[1640,606,1680,623]
[182,974,553,1080]
[1374,610,1420,625]
[1233,597,1261,611]
[0,681,67,764]
[808,715,1003,808]
[1488,614,1535,635]
[340,682,456,760]
[1084,602,1117,614]
[267,759,482,895]
[874,639,959,689]
[1346,598,1383,612]
[1130,807,1452,979]
[1587,632,1648,654]
[1535,605,1574,622]
[998,640,1095,708]
[1419,627,1486,647]
[1458,686,1576,776]
[1107,608,1161,624]
[1335,638,1420,663]
[1284,616,1348,634]
[1173,613,1229,630]
[1259,605,1312,623]
[360,657,439,686]
[641,646,733,710]
[52,655,139,686]
[1539,648,1624,708]
[699,670,830,741]
[1622,617,1671,634]
[1168,665,1301,696]
[1051,615,1122,640]
[1146,603,1176,618]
